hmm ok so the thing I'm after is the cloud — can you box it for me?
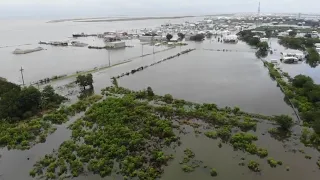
[0,0,319,18]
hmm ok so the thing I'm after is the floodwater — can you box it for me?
[0,19,320,180]
[119,40,294,115]
[268,38,320,84]
[0,16,202,84]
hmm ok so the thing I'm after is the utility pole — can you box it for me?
[19,66,25,86]
[153,45,155,54]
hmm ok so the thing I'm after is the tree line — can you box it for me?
[0,78,66,122]
[237,30,269,57]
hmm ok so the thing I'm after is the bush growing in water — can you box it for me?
[217,126,232,141]
[182,165,194,172]
[274,115,294,131]
[204,131,218,139]
[267,158,282,168]
[230,132,268,158]
[248,160,260,172]
[210,168,218,176]
[43,112,67,124]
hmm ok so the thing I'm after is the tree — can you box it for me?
[163,94,173,103]
[76,75,87,90]
[0,79,65,121]
[248,37,260,46]
[265,30,272,38]
[304,33,312,38]
[306,48,320,68]
[76,74,93,90]
[18,86,41,114]
[177,33,185,40]
[42,85,55,102]
[292,75,313,88]
[257,42,269,51]
[111,77,118,88]
[86,74,93,89]
[166,34,173,41]
[0,78,20,97]
[147,87,154,97]
[274,115,294,131]
[313,119,320,134]
[0,88,21,120]
[232,106,240,114]
[41,85,66,109]
[288,30,297,37]
[190,34,205,41]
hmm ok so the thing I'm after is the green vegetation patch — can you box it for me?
[248,160,261,172]
[263,62,320,149]
[230,132,268,158]
[267,158,283,168]
[0,94,102,150]
[0,118,54,150]
[31,95,177,179]
[210,168,218,176]
[30,86,290,178]
[204,131,218,139]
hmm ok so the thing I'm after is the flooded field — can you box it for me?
[119,41,294,115]
[1,19,320,180]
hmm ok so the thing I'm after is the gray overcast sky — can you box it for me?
[0,0,318,19]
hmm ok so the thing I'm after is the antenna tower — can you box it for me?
[258,1,261,17]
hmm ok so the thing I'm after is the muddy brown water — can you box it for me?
[0,19,320,180]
